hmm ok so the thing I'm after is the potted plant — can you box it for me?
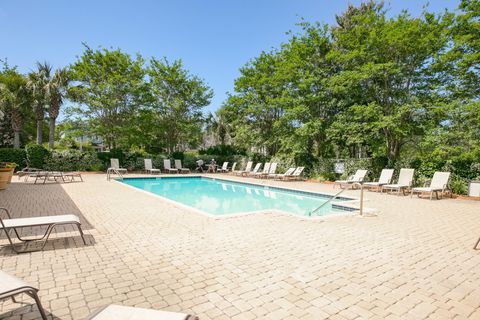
[0,162,17,189]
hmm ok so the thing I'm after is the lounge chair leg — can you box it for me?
[474,237,480,250]
[76,224,87,245]
[11,296,17,303]
[28,291,48,320]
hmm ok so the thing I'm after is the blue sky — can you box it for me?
[1,0,458,115]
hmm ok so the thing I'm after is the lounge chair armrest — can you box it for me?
[0,207,13,219]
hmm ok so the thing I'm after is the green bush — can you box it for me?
[199,145,246,156]
[25,144,50,169]
[0,148,27,170]
[44,150,101,171]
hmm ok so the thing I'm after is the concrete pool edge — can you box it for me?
[113,174,372,220]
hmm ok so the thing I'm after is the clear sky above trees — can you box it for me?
[0,0,458,115]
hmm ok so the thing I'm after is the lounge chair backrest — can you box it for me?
[284,167,296,176]
[292,167,304,176]
[144,159,153,170]
[397,168,415,186]
[262,163,271,173]
[430,172,450,189]
[221,162,228,170]
[163,159,172,170]
[352,169,368,182]
[252,163,262,173]
[110,158,120,169]
[378,169,394,184]
[269,163,277,174]
[174,159,183,169]
[244,161,253,172]
[231,162,237,171]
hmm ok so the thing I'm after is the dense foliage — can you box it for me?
[217,1,480,189]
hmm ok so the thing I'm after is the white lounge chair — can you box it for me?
[163,159,179,174]
[253,162,270,178]
[363,169,394,191]
[247,163,262,177]
[411,171,451,200]
[229,162,237,174]
[87,304,198,320]
[271,167,295,180]
[383,168,415,195]
[334,169,368,189]
[259,162,277,179]
[218,162,229,173]
[144,159,160,174]
[0,207,86,253]
[108,158,127,175]
[236,161,253,176]
[0,271,48,319]
[284,167,305,181]
[174,160,190,173]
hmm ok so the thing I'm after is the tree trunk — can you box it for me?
[13,130,21,149]
[48,118,56,149]
[36,120,43,144]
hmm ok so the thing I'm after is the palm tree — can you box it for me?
[0,81,29,148]
[27,62,51,145]
[45,67,69,149]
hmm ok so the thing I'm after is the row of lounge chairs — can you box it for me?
[0,271,197,320]
[222,161,304,180]
[335,168,452,200]
[109,158,190,175]
[17,168,83,184]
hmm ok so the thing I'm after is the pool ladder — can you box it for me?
[107,168,124,181]
[308,182,364,217]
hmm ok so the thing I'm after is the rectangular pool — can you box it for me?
[119,177,355,217]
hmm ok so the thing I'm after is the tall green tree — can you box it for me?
[45,67,70,149]
[68,45,147,149]
[27,62,51,144]
[326,2,451,162]
[146,58,213,153]
[0,65,31,148]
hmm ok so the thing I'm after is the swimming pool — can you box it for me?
[119,176,356,217]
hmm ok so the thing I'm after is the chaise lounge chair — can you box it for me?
[363,169,394,192]
[334,169,368,189]
[0,207,86,253]
[236,161,253,176]
[411,171,451,200]
[87,304,198,320]
[0,271,48,320]
[175,160,191,173]
[144,159,161,174]
[163,159,179,174]
[108,159,127,175]
[284,167,305,181]
[229,162,237,174]
[258,162,277,179]
[382,168,415,196]
[247,163,262,177]
[218,162,229,173]
[271,167,295,180]
[253,162,270,178]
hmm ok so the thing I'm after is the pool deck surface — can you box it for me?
[1,173,479,319]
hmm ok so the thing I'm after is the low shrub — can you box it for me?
[0,148,27,170]
[25,144,50,169]
[44,150,101,172]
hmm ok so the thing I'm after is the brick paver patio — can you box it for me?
[1,174,479,319]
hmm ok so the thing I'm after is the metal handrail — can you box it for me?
[107,168,124,181]
[309,182,364,217]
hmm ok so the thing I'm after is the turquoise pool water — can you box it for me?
[120,177,353,216]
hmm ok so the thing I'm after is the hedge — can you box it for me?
[0,148,27,170]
